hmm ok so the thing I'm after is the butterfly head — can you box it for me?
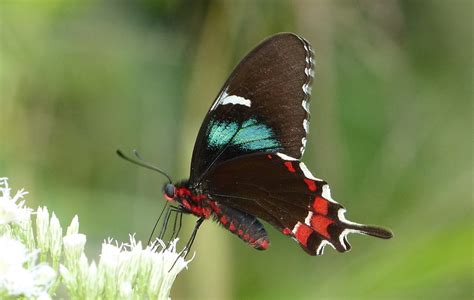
[163,183,176,201]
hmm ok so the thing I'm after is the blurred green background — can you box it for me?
[1,1,472,299]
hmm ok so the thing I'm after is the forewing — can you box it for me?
[190,33,314,183]
[203,153,392,255]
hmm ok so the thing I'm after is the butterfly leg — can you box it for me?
[158,205,173,239]
[148,202,169,245]
[169,217,204,272]
[168,210,184,244]
[183,216,205,259]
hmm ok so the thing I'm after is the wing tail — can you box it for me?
[294,184,393,255]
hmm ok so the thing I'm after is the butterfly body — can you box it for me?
[161,33,392,256]
[165,181,271,250]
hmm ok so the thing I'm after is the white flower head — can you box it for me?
[0,177,31,225]
[0,178,192,299]
[0,236,56,298]
[96,236,192,299]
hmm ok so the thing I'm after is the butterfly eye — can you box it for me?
[164,183,175,201]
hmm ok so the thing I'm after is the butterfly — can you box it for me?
[120,33,392,256]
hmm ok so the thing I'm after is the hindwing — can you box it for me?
[203,153,392,255]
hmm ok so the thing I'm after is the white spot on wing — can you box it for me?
[300,38,312,156]
[276,152,298,161]
[316,240,329,255]
[300,137,307,155]
[302,83,312,95]
[221,95,251,107]
[304,67,315,78]
[337,208,362,226]
[338,228,360,251]
[210,89,251,111]
[302,100,310,113]
[322,184,337,203]
[304,211,313,226]
[299,162,323,181]
[292,221,302,234]
[303,119,309,133]
[303,44,309,53]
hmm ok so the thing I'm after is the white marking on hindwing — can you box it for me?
[304,211,313,226]
[322,184,337,203]
[337,208,362,226]
[292,221,302,234]
[299,162,323,181]
[338,229,360,251]
[316,240,336,256]
[276,152,298,161]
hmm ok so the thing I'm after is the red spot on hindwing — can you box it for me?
[282,228,292,235]
[267,154,272,159]
[304,178,317,191]
[313,196,328,215]
[284,161,296,173]
[295,223,313,247]
[229,222,236,232]
[311,215,334,239]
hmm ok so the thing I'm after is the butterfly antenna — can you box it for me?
[116,149,173,183]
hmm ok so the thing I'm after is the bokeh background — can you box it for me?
[1,1,472,299]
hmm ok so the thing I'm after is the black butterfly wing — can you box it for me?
[202,153,392,255]
[190,33,314,184]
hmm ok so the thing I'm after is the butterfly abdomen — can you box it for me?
[210,201,270,250]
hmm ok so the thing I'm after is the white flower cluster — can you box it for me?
[0,178,192,299]
[0,236,56,299]
[0,177,55,299]
[60,236,190,299]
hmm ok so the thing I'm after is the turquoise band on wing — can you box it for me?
[207,118,280,151]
